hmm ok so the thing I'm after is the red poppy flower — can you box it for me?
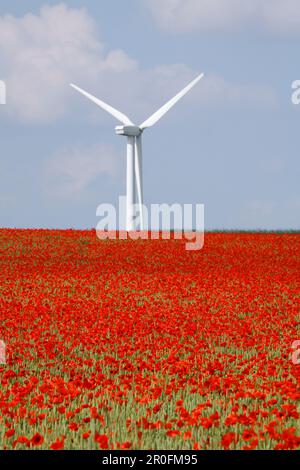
[166,430,181,438]
[31,433,44,447]
[94,433,109,449]
[50,437,65,450]
[5,429,15,438]
[121,441,132,449]
[69,422,79,431]
[221,432,237,450]
[13,436,29,448]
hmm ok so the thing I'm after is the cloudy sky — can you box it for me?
[0,0,299,229]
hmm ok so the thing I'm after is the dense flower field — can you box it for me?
[0,229,299,450]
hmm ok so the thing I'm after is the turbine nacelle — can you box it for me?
[115,125,141,137]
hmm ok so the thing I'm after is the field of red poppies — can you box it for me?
[0,229,299,450]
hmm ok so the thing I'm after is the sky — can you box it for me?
[0,0,299,230]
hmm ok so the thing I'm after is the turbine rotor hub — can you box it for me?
[115,125,141,137]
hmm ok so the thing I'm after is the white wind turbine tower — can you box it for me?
[70,73,204,231]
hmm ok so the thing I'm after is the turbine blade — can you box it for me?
[134,135,144,230]
[139,73,204,130]
[70,83,133,126]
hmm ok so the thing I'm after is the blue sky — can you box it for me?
[0,0,299,229]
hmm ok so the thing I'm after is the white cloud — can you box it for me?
[44,143,119,198]
[143,0,300,34]
[0,3,276,125]
[0,4,137,123]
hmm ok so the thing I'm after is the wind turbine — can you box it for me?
[70,73,204,231]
